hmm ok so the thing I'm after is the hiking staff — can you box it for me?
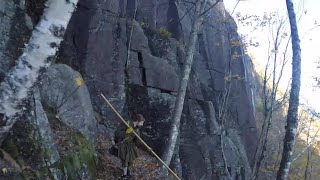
[100,94,181,180]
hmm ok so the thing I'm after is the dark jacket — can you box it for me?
[114,122,140,166]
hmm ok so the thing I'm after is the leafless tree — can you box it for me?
[276,0,302,179]
[162,0,222,171]
[251,15,291,180]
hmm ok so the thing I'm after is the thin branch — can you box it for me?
[221,132,233,179]
[199,0,221,17]
[125,0,139,69]
[230,0,241,16]
[301,25,320,40]
[178,0,201,23]
[292,128,320,163]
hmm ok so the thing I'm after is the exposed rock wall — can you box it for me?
[0,0,258,179]
[0,0,32,82]
[58,0,258,179]
[1,65,97,179]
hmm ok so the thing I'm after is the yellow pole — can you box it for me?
[100,94,181,180]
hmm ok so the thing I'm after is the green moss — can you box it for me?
[74,130,97,179]
[1,122,50,179]
[2,136,57,179]
[31,129,97,180]
[43,147,55,162]
[35,167,49,179]
[2,138,25,166]
[79,145,96,179]
[157,28,172,39]
[46,117,97,179]
[50,139,96,179]
[63,153,81,179]
[1,106,97,180]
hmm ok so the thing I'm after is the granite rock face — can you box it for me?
[0,0,32,82]
[57,0,258,179]
[0,0,258,179]
[1,65,97,179]
[39,64,97,143]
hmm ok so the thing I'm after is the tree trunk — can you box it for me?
[162,0,209,166]
[0,0,79,143]
[276,0,302,179]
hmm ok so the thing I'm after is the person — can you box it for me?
[112,114,146,178]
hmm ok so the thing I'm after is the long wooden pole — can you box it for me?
[100,94,181,180]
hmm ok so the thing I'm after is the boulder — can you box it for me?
[39,64,96,143]
[2,65,97,179]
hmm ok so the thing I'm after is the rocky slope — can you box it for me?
[0,0,258,179]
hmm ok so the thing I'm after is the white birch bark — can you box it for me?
[276,0,302,179]
[0,0,79,143]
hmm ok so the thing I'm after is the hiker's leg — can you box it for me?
[122,160,128,176]
[127,161,133,176]
[123,166,128,176]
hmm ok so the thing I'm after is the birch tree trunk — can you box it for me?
[0,0,79,143]
[276,0,302,179]
[162,0,209,166]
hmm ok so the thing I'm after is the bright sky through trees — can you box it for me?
[224,0,320,111]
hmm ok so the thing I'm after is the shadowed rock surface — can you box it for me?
[0,0,257,179]
[58,0,258,179]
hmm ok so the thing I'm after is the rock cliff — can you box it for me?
[0,0,258,179]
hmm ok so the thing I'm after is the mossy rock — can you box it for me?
[2,109,96,180]
[2,112,44,179]
[157,28,172,39]
[46,113,97,180]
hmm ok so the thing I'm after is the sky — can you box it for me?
[224,0,320,111]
